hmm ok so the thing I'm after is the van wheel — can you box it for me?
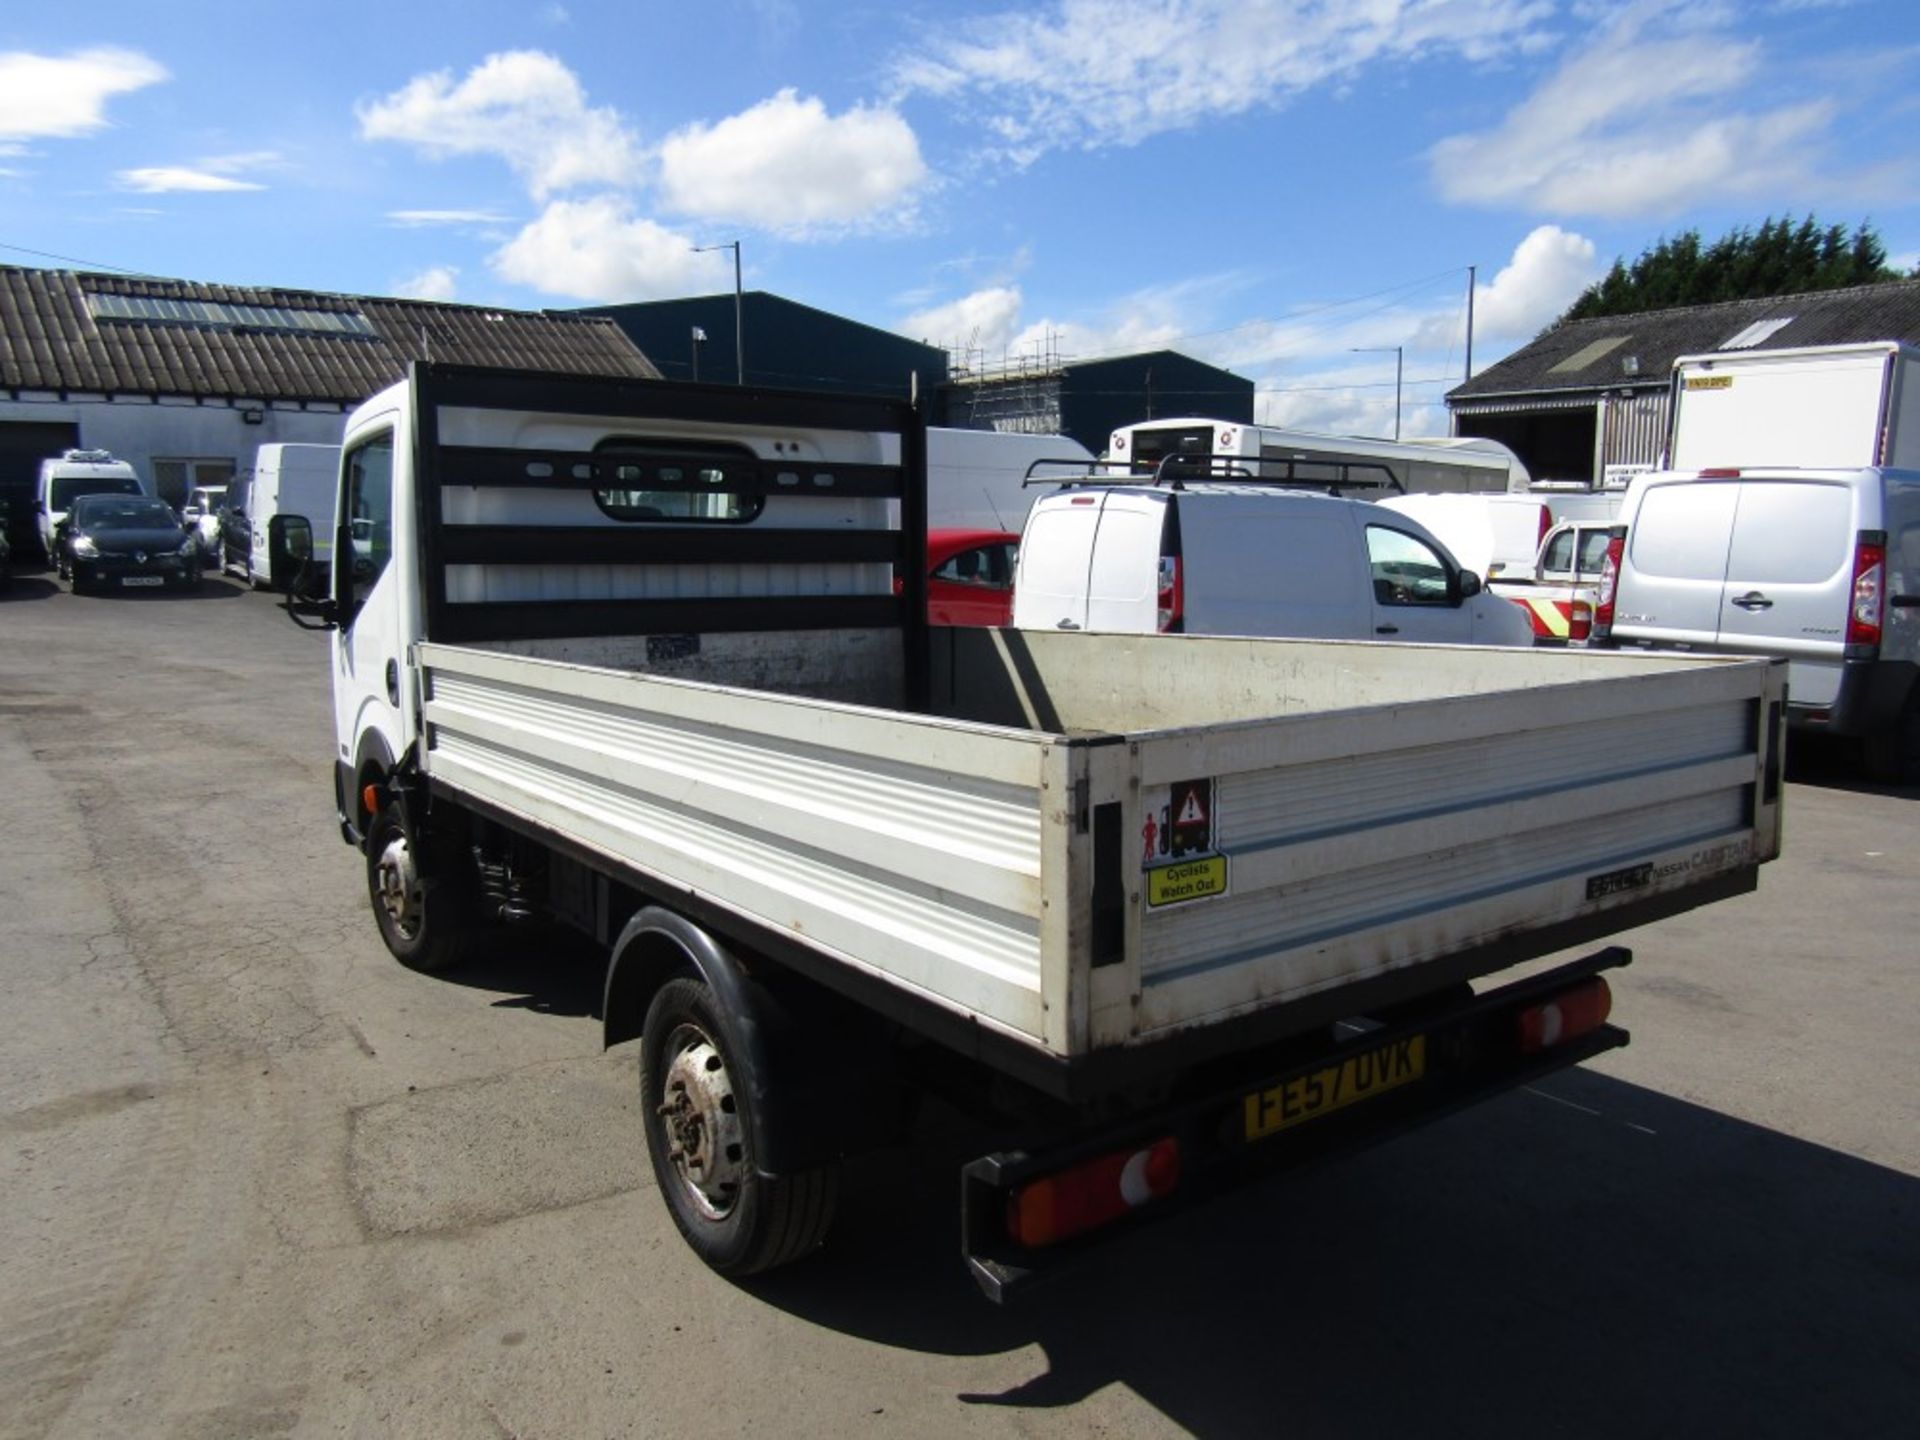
[365,805,481,972]
[1862,695,1920,787]
[640,977,839,1276]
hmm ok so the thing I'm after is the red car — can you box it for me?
[920,527,1020,626]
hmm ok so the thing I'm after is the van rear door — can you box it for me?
[1013,492,1106,631]
[1714,478,1855,707]
[1618,479,1739,645]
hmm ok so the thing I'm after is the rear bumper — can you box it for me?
[961,947,1632,1302]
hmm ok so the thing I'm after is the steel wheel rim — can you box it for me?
[374,833,424,941]
[656,1022,745,1220]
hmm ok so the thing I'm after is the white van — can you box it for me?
[225,443,339,589]
[36,450,144,559]
[924,427,1095,532]
[1012,482,1534,646]
[1599,466,1920,780]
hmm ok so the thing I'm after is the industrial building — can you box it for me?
[1446,279,1920,485]
[583,291,947,396]
[0,266,655,552]
[587,292,1253,454]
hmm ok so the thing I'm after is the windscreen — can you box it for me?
[52,476,142,510]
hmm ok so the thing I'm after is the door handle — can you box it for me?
[1730,592,1773,611]
[1056,619,1082,630]
[1375,625,1399,635]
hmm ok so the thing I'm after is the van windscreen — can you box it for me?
[51,476,142,510]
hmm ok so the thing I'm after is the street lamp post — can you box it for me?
[690,325,706,382]
[1350,345,1404,441]
[693,240,744,384]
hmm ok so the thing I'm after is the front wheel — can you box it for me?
[640,977,838,1276]
[365,805,481,972]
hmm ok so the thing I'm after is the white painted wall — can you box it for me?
[1,392,349,499]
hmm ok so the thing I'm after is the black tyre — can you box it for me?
[640,977,838,1276]
[68,562,90,593]
[365,804,481,973]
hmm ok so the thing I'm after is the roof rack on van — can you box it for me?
[1019,452,1404,495]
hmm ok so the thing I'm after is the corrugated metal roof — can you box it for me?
[1451,279,1920,400]
[0,266,658,402]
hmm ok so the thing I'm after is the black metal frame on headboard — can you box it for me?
[408,362,930,701]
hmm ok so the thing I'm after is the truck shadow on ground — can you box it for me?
[0,575,59,602]
[439,925,606,1018]
[750,1070,1917,1439]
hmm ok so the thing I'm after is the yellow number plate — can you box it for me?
[1242,1035,1427,1141]
[1146,856,1228,907]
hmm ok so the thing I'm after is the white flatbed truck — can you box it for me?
[308,365,1786,1301]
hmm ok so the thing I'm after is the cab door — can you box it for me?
[1363,520,1475,643]
[331,417,412,811]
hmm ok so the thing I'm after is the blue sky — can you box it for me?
[3,0,1918,434]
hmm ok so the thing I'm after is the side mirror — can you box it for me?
[1456,570,1483,601]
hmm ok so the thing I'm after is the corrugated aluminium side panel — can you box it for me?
[418,644,1057,1045]
[1129,662,1774,1040]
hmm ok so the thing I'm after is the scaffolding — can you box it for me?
[942,330,1068,435]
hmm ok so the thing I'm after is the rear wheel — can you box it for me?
[640,977,838,1276]
[365,804,482,972]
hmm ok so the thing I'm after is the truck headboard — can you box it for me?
[407,363,929,702]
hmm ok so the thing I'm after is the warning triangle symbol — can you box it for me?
[1175,790,1207,827]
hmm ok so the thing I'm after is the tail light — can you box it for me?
[1007,1137,1181,1248]
[1157,554,1184,632]
[1848,536,1886,649]
[1567,599,1593,643]
[1536,507,1552,550]
[1591,531,1625,638]
[1517,978,1613,1054]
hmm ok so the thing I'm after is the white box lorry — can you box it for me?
[307,365,1786,1299]
[1666,342,1920,471]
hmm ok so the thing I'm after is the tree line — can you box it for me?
[1555,216,1913,327]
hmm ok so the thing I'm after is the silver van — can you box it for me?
[1598,467,1920,780]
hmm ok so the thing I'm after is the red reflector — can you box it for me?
[362,784,381,815]
[1848,539,1885,648]
[1517,978,1613,1054]
[1592,534,1624,637]
[1157,554,1183,632]
[1567,599,1593,642]
[1007,1137,1181,1248]
[1698,468,1742,478]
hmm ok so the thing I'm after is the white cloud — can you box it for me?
[0,47,167,143]
[394,265,460,302]
[1430,15,1838,217]
[893,0,1553,162]
[387,208,512,227]
[358,51,641,200]
[118,166,264,193]
[489,195,730,301]
[658,90,926,232]
[116,150,279,194]
[899,286,1025,353]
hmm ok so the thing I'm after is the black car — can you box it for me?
[56,494,202,593]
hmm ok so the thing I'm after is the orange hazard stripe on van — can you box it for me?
[1518,597,1573,639]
